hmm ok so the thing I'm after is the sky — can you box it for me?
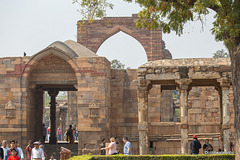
[0,0,226,69]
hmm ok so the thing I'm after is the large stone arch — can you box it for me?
[20,45,80,142]
[77,14,172,61]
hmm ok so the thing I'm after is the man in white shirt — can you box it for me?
[31,142,45,160]
[15,141,24,160]
[1,140,9,160]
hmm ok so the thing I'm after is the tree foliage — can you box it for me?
[111,59,125,69]
[213,49,229,58]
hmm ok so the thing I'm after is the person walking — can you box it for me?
[99,138,106,155]
[1,140,9,160]
[66,125,74,144]
[42,124,47,143]
[100,137,118,155]
[190,135,201,155]
[6,140,20,160]
[31,142,45,160]
[114,137,120,154]
[0,146,3,160]
[123,137,132,155]
[7,149,20,160]
[15,141,23,160]
[26,140,33,160]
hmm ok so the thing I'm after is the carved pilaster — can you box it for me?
[175,79,192,154]
[137,79,151,155]
[218,75,231,152]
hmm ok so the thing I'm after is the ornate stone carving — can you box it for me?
[5,101,16,118]
[89,100,100,118]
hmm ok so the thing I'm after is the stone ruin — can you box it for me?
[0,14,234,155]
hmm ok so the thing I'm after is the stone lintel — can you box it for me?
[222,124,231,130]
[138,124,148,131]
[175,79,192,90]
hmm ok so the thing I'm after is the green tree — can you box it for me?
[75,0,240,158]
[213,49,229,58]
[111,59,125,69]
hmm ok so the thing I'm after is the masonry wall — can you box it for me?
[0,57,29,147]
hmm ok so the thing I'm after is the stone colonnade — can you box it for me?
[137,78,231,154]
[137,58,232,155]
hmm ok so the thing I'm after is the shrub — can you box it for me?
[70,154,235,160]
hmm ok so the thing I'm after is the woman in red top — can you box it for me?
[8,149,20,160]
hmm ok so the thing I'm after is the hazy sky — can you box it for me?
[0,0,226,68]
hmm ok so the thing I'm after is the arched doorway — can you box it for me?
[25,53,78,144]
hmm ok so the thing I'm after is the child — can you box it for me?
[8,149,20,160]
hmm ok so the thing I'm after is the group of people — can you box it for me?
[190,134,214,155]
[42,124,77,143]
[0,140,45,160]
[100,137,132,155]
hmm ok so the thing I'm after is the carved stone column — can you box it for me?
[137,79,151,155]
[218,76,231,152]
[176,79,192,154]
[48,89,59,144]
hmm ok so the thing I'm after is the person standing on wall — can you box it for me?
[66,125,74,144]
[123,137,132,155]
[42,124,47,143]
[190,135,201,155]
[57,126,62,141]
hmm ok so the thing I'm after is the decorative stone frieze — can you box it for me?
[5,100,16,118]
[88,100,100,118]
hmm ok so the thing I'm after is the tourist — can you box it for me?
[49,155,56,160]
[47,127,50,141]
[57,126,61,141]
[123,137,132,155]
[31,141,45,160]
[203,139,213,153]
[6,140,20,160]
[0,145,3,160]
[1,140,9,160]
[39,140,44,151]
[100,137,118,155]
[42,124,47,143]
[190,135,201,155]
[66,125,74,144]
[99,138,106,155]
[26,140,33,160]
[7,149,20,160]
[15,141,24,160]
[114,136,120,154]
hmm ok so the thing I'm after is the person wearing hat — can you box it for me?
[190,135,201,155]
[7,148,20,160]
[31,142,45,160]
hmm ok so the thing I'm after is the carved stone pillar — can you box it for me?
[176,79,191,154]
[218,76,231,152]
[48,89,59,144]
[137,79,151,155]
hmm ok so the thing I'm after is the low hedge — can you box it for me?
[70,154,235,160]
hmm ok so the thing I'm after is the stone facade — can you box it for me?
[0,15,235,156]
